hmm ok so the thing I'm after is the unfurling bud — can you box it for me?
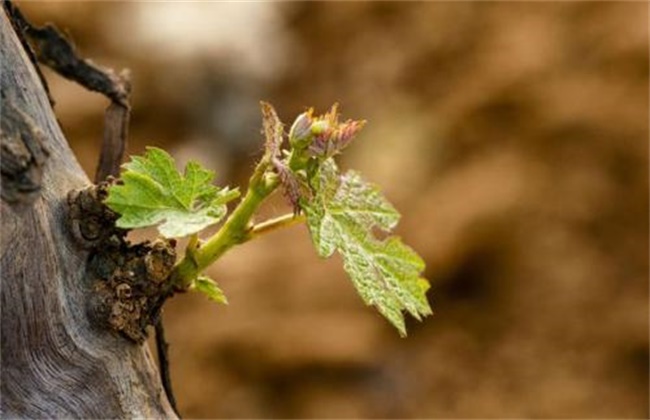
[309,121,366,159]
[334,120,365,147]
[289,104,365,158]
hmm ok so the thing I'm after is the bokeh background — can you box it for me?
[20,2,648,418]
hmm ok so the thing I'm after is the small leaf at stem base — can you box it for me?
[191,275,228,304]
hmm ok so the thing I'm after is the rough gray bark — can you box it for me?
[0,9,177,418]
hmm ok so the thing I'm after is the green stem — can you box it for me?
[171,158,279,288]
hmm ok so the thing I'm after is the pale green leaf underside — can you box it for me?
[192,275,228,304]
[303,159,432,336]
[105,147,239,238]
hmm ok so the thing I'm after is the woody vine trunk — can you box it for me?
[0,8,176,418]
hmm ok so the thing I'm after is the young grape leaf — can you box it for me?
[302,159,432,336]
[191,275,228,304]
[105,147,239,238]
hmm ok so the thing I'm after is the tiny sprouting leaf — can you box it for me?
[302,158,432,336]
[260,101,283,159]
[273,158,305,212]
[260,101,306,211]
[191,275,228,304]
[105,147,239,238]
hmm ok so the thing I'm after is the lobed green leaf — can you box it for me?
[302,158,432,336]
[105,147,239,238]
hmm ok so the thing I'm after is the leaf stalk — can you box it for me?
[249,213,305,239]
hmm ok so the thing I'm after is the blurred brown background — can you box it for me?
[20,2,648,418]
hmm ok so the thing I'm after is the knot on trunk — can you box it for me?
[67,182,177,343]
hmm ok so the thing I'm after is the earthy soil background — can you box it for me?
[21,2,648,418]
